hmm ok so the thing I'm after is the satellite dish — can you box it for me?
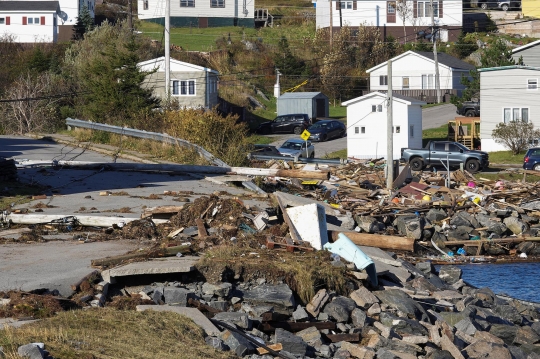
[59,11,68,24]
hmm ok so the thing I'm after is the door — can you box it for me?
[316,99,326,118]
[447,143,463,166]
[429,142,447,166]
[199,17,208,28]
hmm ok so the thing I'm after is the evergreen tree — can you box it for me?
[28,47,50,73]
[72,6,94,40]
[273,36,306,77]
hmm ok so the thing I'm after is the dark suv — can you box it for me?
[256,114,311,135]
[523,147,540,170]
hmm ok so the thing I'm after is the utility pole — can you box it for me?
[165,0,170,101]
[386,59,394,190]
[339,1,342,28]
[128,0,133,31]
[329,0,333,49]
[430,0,441,103]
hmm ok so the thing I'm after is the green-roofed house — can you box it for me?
[479,65,540,152]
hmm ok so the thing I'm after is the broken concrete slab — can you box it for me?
[101,256,197,283]
[286,203,328,250]
[136,305,220,336]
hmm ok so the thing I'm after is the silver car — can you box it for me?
[278,139,315,158]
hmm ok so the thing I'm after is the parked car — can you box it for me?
[401,141,489,173]
[456,101,480,117]
[478,0,499,9]
[256,114,311,135]
[523,147,540,170]
[307,119,346,142]
[248,144,282,158]
[498,0,521,10]
[278,139,315,158]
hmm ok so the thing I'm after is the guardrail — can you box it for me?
[249,154,346,165]
[65,118,228,167]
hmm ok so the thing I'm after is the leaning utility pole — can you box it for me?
[430,0,441,103]
[329,0,333,49]
[386,59,394,190]
[165,0,170,101]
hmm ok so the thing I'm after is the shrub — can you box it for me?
[492,121,540,155]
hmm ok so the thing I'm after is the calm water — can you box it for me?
[437,263,540,303]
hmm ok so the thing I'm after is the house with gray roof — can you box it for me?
[0,1,60,43]
[366,50,476,102]
[511,40,540,67]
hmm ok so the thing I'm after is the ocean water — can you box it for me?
[438,263,540,303]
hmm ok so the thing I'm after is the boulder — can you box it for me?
[450,212,478,228]
[274,328,307,356]
[17,344,46,359]
[221,329,256,354]
[296,326,323,347]
[379,312,428,336]
[493,305,523,325]
[213,312,251,329]
[503,217,528,235]
[340,342,375,359]
[242,284,295,309]
[489,324,518,345]
[426,350,454,359]
[447,226,474,241]
[205,337,228,351]
[517,241,535,254]
[202,282,232,297]
[464,340,512,359]
[292,305,309,322]
[323,296,357,323]
[455,318,479,336]
[350,287,379,309]
[375,289,429,322]
[306,289,330,317]
[408,277,438,292]
[426,209,447,223]
[415,261,435,275]
[163,287,195,306]
[351,308,367,328]
[514,325,540,345]
[438,266,462,285]
[356,216,383,233]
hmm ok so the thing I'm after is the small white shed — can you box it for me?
[342,92,425,160]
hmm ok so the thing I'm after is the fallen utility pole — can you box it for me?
[15,161,331,180]
[329,231,415,252]
[5,214,168,227]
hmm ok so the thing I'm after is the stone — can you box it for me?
[242,284,295,309]
[531,321,540,336]
[454,318,479,336]
[101,256,197,283]
[334,348,352,359]
[340,342,375,359]
[493,305,523,325]
[438,265,462,285]
[409,277,438,292]
[213,312,251,329]
[426,350,454,359]
[306,289,330,317]
[296,326,323,347]
[379,312,428,337]
[402,335,429,344]
[318,312,329,321]
[231,296,242,304]
[451,212,479,228]
[447,226,474,241]
[152,287,164,304]
[356,216,382,233]
[292,305,309,321]
[274,328,307,356]
[205,336,228,351]
[515,326,540,345]
[202,282,232,297]
[17,344,46,359]
[351,308,367,328]
[504,217,528,235]
[367,303,381,316]
[404,217,424,240]
[507,345,528,359]
[426,208,447,223]
[318,344,334,358]
[323,296,357,323]
[374,289,429,322]
[385,339,423,355]
[350,287,379,309]
[163,287,195,306]
[432,290,463,301]
[208,300,228,312]
[465,340,512,359]
[415,261,435,275]
[440,333,465,359]
[221,330,256,353]
[489,324,518,345]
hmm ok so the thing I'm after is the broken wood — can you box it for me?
[141,205,184,219]
[90,245,191,268]
[71,270,99,291]
[0,227,32,236]
[257,343,283,355]
[329,231,415,252]
[323,333,361,343]
[259,321,336,333]
[195,218,208,238]
[5,214,168,228]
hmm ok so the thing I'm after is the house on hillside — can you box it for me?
[313,0,463,42]
[0,1,60,43]
[342,92,425,160]
[479,66,540,152]
[138,57,219,108]
[522,0,540,19]
[367,50,475,102]
[512,40,540,67]
[277,92,329,120]
[138,0,254,28]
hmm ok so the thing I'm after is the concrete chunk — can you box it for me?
[286,203,328,250]
[350,287,379,309]
[136,305,220,336]
[101,256,197,283]
[306,289,329,317]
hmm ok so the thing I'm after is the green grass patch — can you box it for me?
[329,106,347,119]
[422,102,450,109]
[247,134,275,145]
[476,171,540,183]
[324,149,347,159]
[422,124,448,145]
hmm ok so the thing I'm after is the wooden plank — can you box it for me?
[195,218,208,238]
[257,343,283,355]
[259,321,336,333]
[71,270,99,291]
[323,333,361,343]
[329,231,415,252]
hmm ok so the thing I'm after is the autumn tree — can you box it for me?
[492,121,540,155]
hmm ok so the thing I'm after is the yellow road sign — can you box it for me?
[300,130,310,141]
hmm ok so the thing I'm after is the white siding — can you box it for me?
[315,0,462,29]
[0,12,58,42]
[345,94,423,159]
[138,0,254,20]
[480,67,540,152]
[57,0,95,25]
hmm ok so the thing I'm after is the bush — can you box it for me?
[492,121,540,155]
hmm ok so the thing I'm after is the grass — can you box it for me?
[422,124,448,145]
[421,102,450,109]
[476,171,540,183]
[487,150,526,164]
[0,308,232,359]
[329,106,347,119]
[0,181,43,211]
[325,148,347,159]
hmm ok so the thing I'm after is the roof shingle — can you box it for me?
[0,1,59,12]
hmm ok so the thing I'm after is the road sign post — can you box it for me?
[300,130,311,157]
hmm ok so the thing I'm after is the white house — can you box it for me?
[0,1,60,43]
[342,92,425,160]
[367,50,475,101]
[138,57,219,108]
[512,40,540,67]
[314,0,463,42]
[479,66,540,152]
[138,0,254,28]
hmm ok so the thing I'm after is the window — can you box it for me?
[211,0,225,7]
[388,1,396,13]
[361,127,366,134]
[402,77,409,89]
[372,105,377,112]
[421,74,434,89]
[395,126,400,133]
[355,127,359,134]
[503,107,529,123]
[143,0,149,9]
[528,79,538,90]
[417,1,438,17]
[377,104,382,112]
[172,80,196,96]
[180,0,195,7]
[410,125,414,137]
[340,1,353,9]
[0,18,4,25]
[28,17,39,25]
[433,143,445,151]
[448,143,461,152]
[379,75,388,86]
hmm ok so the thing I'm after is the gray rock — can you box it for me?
[152,286,164,304]
[404,217,424,239]
[399,259,426,278]
[333,348,352,359]
[292,305,309,321]
[517,241,535,254]
[489,324,518,345]
[221,330,255,353]
[205,336,228,351]
[415,261,435,275]
[356,215,381,233]
[409,276,438,292]
[274,328,307,356]
[504,217,528,235]
[296,326,323,347]
[531,321,540,336]
[379,312,428,336]
[163,287,195,306]
[426,208,447,223]
[375,289,429,321]
[350,287,379,309]
[323,296,357,323]
[395,215,417,237]
[183,226,199,236]
[242,284,295,309]
[515,326,540,345]
[17,344,46,359]
[426,350,456,359]
[438,265,462,285]
[455,318,480,336]
[451,211,479,228]
[202,282,232,297]
[447,226,474,241]
[214,312,251,329]
[493,305,523,325]
[465,340,512,359]
[351,308,367,328]
[507,345,527,359]
[208,300,228,312]
[318,344,334,358]
[376,348,399,359]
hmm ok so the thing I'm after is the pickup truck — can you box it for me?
[456,101,480,117]
[401,141,489,173]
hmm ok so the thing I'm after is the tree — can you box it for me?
[356,23,397,71]
[396,0,415,42]
[492,121,540,155]
[273,36,306,77]
[72,5,94,40]
[452,38,519,108]
[450,32,478,59]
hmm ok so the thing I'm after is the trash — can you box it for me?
[286,203,328,250]
[520,252,527,258]
[457,248,466,255]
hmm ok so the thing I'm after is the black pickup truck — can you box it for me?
[456,101,480,117]
[401,141,489,173]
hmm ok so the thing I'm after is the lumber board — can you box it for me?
[323,333,361,343]
[329,231,415,252]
